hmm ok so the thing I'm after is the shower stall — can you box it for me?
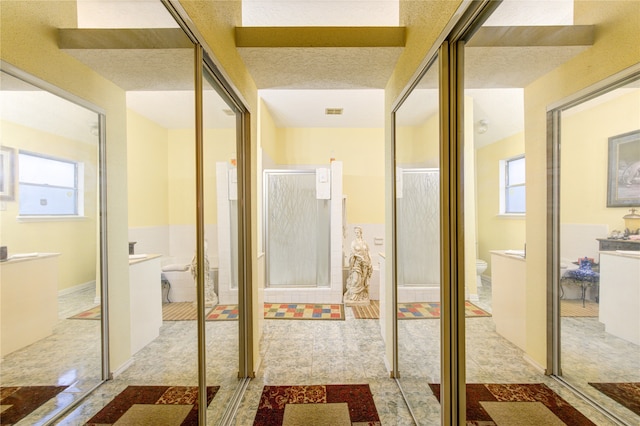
[396,168,440,302]
[263,162,344,303]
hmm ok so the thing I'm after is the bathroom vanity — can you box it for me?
[599,250,640,345]
[129,254,163,355]
[0,253,60,357]
[490,250,526,351]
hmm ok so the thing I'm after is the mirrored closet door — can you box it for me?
[557,75,640,426]
[0,66,105,424]
[394,56,442,424]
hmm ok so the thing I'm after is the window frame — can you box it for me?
[499,154,526,215]
[17,150,85,218]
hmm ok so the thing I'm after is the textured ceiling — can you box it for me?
[238,47,403,90]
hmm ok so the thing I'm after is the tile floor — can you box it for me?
[1,284,637,425]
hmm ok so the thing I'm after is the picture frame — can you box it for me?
[0,146,15,201]
[607,130,640,207]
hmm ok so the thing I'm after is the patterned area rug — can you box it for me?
[206,305,239,320]
[264,303,345,320]
[0,386,67,425]
[398,301,491,319]
[560,299,599,317]
[85,385,218,425]
[429,383,596,425]
[253,384,380,425]
[68,303,239,321]
[589,382,640,416]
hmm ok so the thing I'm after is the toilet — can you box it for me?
[476,259,488,288]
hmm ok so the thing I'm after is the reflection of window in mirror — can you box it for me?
[499,155,525,214]
[18,151,83,216]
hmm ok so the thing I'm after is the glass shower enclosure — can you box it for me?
[264,170,331,288]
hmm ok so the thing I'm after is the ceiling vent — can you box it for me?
[325,108,343,115]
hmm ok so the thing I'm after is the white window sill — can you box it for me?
[497,213,526,219]
[16,215,88,223]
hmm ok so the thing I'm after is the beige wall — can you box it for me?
[523,0,640,367]
[476,132,526,275]
[0,120,98,290]
[561,89,640,228]
[1,0,132,370]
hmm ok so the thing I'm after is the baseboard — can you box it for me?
[523,354,546,374]
[111,358,135,378]
[58,280,95,297]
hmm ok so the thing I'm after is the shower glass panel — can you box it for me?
[0,68,103,424]
[397,169,440,287]
[394,56,442,425]
[265,170,330,288]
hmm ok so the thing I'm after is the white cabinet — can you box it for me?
[599,251,640,345]
[129,254,162,355]
[490,251,526,351]
[0,254,60,357]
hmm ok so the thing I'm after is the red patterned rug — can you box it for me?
[429,383,596,425]
[589,382,640,416]
[0,386,67,425]
[253,384,380,425]
[84,385,218,425]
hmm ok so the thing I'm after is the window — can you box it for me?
[18,151,83,216]
[500,155,525,214]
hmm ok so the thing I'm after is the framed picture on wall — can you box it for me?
[0,146,15,201]
[607,130,640,207]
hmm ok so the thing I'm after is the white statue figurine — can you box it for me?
[344,226,372,305]
[190,241,219,307]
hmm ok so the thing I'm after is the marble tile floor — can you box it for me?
[2,282,637,425]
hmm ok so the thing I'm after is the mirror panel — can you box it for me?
[202,67,242,422]
[0,69,103,423]
[559,78,640,425]
[394,57,442,424]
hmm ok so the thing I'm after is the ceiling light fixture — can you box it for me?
[222,108,234,116]
[325,108,343,115]
[477,119,489,134]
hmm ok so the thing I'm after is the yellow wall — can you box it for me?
[0,120,98,290]
[523,0,640,367]
[476,132,526,275]
[561,89,640,228]
[259,99,279,164]
[396,112,439,167]
[273,127,385,224]
[1,0,132,370]
[127,109,169,227]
